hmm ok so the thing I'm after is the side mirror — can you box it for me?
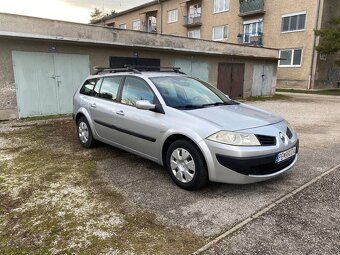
[136,100,156,110]
[225,94,231,100]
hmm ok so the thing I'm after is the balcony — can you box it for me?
[144,24,157,33]
[238,33,263,46]
[183,15,202,28]
[239,0,265,17]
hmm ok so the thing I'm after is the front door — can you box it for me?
[114,76,165,160]
[217,63,245,99]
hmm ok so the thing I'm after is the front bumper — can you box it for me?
[216,140,298,176]
[199,121,299,184]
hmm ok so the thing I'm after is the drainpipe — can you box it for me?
[158,0,163,34]
[308,0,322,89]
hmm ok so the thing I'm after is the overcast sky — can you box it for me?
[0,0,152,23]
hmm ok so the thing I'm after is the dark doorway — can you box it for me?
[110,56,160,69]
[217,63,245,99]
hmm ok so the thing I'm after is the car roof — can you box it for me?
[86,71,187,80]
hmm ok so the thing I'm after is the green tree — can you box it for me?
[315,16,340,64]
[90,8,103,21]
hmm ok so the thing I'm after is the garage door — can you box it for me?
[252,64,274,96]
[12,51,90,118]
[217,63,245,99]
[173,59,209,82]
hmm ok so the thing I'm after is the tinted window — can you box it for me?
[80,79,97,96]
[121,77,155,106]
[98,77,122,101]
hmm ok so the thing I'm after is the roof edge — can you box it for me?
[91,0,164,24]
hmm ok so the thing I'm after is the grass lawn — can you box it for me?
[276,88,340,96]
[0,119,204,254]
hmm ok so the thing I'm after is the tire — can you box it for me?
[77,117,96,148]
[165,139,208,190]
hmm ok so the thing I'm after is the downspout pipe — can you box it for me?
[308,0,322,89]
[158,0,163,34]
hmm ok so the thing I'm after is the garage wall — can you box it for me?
[0,38,277,120]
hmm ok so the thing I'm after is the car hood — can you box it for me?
[184,103,283,131]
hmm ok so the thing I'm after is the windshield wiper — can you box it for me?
[202,102,227,107]
[173,104,204,109]
[202,101,240,107]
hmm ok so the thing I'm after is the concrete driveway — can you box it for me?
[97,93,340,253]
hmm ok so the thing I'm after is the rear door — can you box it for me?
[113,76,165,160]
[88,76,123,143]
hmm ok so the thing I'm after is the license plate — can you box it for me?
[276,147,296,164]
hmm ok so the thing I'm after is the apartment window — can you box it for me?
[282,12,306,32]
[168,9,178,23]
[189,3,202,17]
[214,0,230,13]
[213,25,228,41]
[118,24,126,29]
[243,19,263,43]
[279,49,303,67]
[132,20,141,30]
[188,30,201,39]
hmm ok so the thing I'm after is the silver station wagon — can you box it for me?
[73,66,299,190]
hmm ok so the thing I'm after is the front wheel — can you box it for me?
[166,139,208,190]
[77,117,96,148]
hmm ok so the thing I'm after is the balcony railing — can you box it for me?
[239,0,265,16]
[183,15,202,27]
[144,24,157,33]
[238,33,263,46]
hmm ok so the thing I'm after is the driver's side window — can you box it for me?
[121,77,155,106]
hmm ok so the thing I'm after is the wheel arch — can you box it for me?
[161,133,206,167]
[75,108,98,139]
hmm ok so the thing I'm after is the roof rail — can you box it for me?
[93,66,142,75]
[124,65,186,74]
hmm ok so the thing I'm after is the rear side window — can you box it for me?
[80,79,97,96]
[98,76,122,101]
[121,77,155,106]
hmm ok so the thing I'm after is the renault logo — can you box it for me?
[279,132,288,145]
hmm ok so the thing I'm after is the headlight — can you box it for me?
[207,131,260,146]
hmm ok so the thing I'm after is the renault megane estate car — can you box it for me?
[73,67,298,190]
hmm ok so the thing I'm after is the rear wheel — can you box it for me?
[77,117,96,148]
[166,139,208,190]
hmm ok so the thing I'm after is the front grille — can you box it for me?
[256,135,276,146]
[250,155,296,176]
[286,127,293,139]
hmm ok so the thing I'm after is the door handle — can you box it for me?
[90,103,96,108]
[116,110,125,116]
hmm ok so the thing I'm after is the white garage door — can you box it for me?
[252,64,274,96]
[12,51,90,118]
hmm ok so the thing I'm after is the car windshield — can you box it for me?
[150,76,237,109]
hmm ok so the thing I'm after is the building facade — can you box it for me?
[94,0,340,89]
